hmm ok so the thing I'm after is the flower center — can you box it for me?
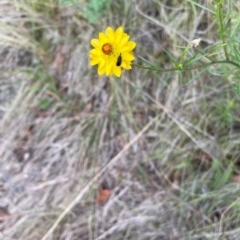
[102,43,113,55]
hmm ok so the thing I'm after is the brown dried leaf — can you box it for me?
[0,207,11,220]
[97,189,111,204]
[231,175,240,182]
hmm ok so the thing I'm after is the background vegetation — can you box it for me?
[0,0,240,239]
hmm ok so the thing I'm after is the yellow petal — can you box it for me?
[118,33,130,48]
[122,52,135,61]
[89,49,101,56]
[91,39,99,48]
[119,41,136,52]
[90,58,100,66]
[121,60,132,70]
[112,65,121,77]
[99,32,108,43]
[115,26,123,44]
[98,68,105,75]
[109,68,114,76]
[99,59,106,69]
[106,27,115,42]
[98,64,106,75]
[115,26,123,37]
[106,59,113,76]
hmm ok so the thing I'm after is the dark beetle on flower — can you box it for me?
[116,53,122,67]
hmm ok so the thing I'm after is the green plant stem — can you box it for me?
[194,48,215,62]
[217,1,229,60]
[132,60,240,73]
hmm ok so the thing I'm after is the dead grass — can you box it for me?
[0,0,240,239]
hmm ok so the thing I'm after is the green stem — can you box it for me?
[132,60,240,73]
[217,1,229,60]
[194,48,215,62]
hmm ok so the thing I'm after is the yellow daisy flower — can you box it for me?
[89,26,136,77]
